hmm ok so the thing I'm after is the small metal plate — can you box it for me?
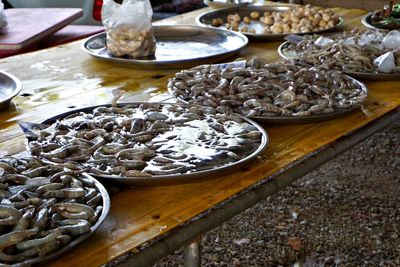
[196,5,344,41]
[361,12,400,31]
[38,102,269,186]
[20,173,110,266]
[278,41,400,81]
[203,0,254,8]
[0,70,21,109]
[83,25,248,69]
[361,13,382,31]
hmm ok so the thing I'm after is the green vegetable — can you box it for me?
[392,4,400,18]
[376,16,400,29]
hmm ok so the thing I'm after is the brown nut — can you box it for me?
[250,11,260,20]
[232,13,241,22]
[264,16,274,25]
[231,21,239,28]
[211,18,222,27]
[322,13,331,22]
[243,16,251,24]
[282,24,291,33]
[263,26,272,33]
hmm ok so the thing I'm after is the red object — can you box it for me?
[93,0,103,21]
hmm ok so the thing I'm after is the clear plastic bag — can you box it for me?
[102,0,156,58]
[0,0,8,33]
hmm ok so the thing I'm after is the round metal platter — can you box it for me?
[203,0,254,8]
[0,70,21,110]
[83,25,248,69]
[168,82,367,125]
[361,13,382,31]
[278,41,400,81]
[18,173,110,266]
[196,5,344,41]
[250,107,358,124]
[361,12,400,31]
[38,102,269,186]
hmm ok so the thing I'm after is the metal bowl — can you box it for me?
[203,0,254,8]
[361,13,382,31]
[83,25,248,69]
[196,5,344,41]
[0,70,21,110]
[18,173,110,266]
[37,102,269,186]
[361,12,400,31]
[278,41,400,80]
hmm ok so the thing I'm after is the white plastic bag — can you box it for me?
[0,0,8,33]
[102,0,156,58]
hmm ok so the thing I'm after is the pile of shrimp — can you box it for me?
[27,103,263,177]
[168,61,367,117]
[283,28,400,73]
[0,157,104,264]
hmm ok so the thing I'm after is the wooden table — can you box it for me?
[0,5,399,267]
[0,8,83,57]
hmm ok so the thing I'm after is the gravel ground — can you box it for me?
[155,123,400,267]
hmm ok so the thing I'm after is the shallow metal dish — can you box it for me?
[39,102,268,186]
[250,107,358,124]
[0,70,21,110]
[204,0,254,8]
[19,173,110,266]
[196,5,344,41]
[83,25,248,69]
[278,41,400,80]
[361,13,382,31]
[361,12,400,31]
[168,81,367,124]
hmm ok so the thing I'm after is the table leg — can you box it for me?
[184,238,201,267]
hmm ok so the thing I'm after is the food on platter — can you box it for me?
[169,61,367,117]
[210,5,340,34]
[0,157,106,265]
[25,103,263,177]
[282,29,400,73]
[102,0,156,58]
[370,1,400,30]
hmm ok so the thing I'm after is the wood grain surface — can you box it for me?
[0,6,399,267]
[0,8,83,50]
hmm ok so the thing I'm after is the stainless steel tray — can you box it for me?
[196,5,344,41]
[278,41,400,81]
[204,0,254,8]
[169,93,365,125]
[37,102,268,186]
[19,173,110,266]
[361,13,382,31]
[0,70,21,109]
[250,107,358,124]
[168,64,368,124]
[83,25,248,69]
[361,12,400,31]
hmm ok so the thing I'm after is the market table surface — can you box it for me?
[0,5,399,267]
[0,8,83,57]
